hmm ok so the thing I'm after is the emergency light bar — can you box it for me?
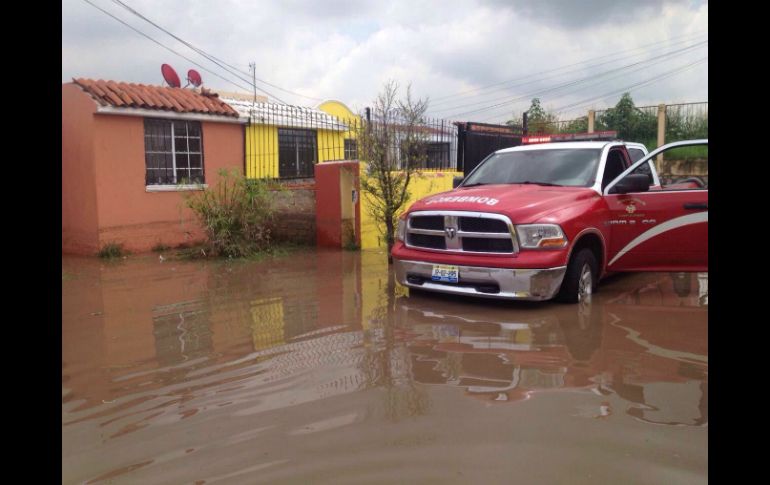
[522,131,618,144]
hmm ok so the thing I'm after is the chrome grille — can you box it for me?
[405,210,518,254]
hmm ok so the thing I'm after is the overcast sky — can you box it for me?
[62,0,708,122]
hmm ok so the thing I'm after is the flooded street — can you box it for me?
[62,249,707,484]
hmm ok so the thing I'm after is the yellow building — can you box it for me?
[223,96,462,250]
[223,97,361,179]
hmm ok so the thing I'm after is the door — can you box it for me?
[603,140,708,272]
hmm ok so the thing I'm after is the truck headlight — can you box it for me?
[397,216,407,242]
[515,224,568,249]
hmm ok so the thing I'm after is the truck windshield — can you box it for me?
[462,148,602,187]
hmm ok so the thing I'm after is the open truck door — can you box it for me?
[603,140,708,272]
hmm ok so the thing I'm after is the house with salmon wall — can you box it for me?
[62,79,247,255]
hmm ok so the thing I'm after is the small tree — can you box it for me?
[525,98,559,134]
[358,81,429,263]
[560,116,588,134]
[597,93,656,143]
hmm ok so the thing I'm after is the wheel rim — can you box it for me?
[578,263,593,302]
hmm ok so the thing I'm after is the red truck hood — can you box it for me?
[408,184,599,223]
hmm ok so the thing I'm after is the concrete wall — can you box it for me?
[91,114,243,253]
[270,182,316,245]
[62,84,101,254]
[62,82,245,254]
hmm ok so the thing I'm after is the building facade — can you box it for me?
[62,79,247,254]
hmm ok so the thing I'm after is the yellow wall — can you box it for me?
[317,100,358,123]
[244,101,360,179]
[360,170,463,250]
[245,123,279,179]
[245,125,353,178]
[318,128,346,163]
[317,100,359,163]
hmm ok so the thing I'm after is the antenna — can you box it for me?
[161,63,181,88]
[187,69,203,88]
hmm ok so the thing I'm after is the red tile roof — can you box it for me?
[72,78,240,118]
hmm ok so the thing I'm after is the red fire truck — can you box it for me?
[392,133,708,303]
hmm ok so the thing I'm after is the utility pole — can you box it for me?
[249,62,257,104]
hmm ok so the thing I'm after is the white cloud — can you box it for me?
[62,0,707,122]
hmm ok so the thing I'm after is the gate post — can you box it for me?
[657,104,666,172]
[315,161,361,249]
[588,110,595,133]
[523,112,528,136]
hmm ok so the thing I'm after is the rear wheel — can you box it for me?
[557,248,598,304]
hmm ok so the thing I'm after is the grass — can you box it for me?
[97,242,127,259]
[152,242,172,252]
[162,242,307,264]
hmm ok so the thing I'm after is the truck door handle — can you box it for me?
[683,202,708,210]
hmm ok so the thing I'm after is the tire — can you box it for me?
[557,248,598,304]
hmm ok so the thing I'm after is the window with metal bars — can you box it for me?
[344,139,358,160]
[144,119,204,185]
[278,128,317,178]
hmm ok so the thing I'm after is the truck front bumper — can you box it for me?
[394,259,567,301]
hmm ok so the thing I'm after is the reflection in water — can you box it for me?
[62,252,707,483]
[360,273,431,421]
[392,272,707,428]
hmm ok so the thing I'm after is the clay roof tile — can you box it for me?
[72,78,239,118]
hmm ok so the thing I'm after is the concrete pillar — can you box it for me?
[587,110,595,133]
[315,161,361,249]
[656,104,666,172]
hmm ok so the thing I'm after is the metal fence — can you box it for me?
[230,97,707,180]
[527,118,588,135]
[665,102,708,143]
[529,101,708,147]
[228,98,459,180]
[594,104,659,146]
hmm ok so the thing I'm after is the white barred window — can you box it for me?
[144,119,204,185]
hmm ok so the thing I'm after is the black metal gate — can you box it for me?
[457,122,523,175]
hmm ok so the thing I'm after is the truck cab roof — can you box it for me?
[497,141,635,153]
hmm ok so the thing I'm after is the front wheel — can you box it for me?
[557,248,598,304]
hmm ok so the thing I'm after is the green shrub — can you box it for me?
[98,242,126,259]
[185,169,277,258]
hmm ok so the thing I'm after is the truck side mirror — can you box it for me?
[611,173,651,194]
[453,176,465,188]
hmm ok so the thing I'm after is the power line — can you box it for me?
[476,51,708,122]
[479,56,708,123]
[110,0,323,103]
[429,29,708,104]
[429,32,708,109]
[104,0,288,103]
[438,40,707,119]
[81,0,257,95]
[434,40,706,116]
[549,57,708,115]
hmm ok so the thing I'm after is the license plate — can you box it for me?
[431,264,459,283]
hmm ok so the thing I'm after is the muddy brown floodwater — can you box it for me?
[62,249,707,484]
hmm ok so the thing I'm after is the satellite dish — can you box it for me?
[161,64,181,88]
[187,69,203,87]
